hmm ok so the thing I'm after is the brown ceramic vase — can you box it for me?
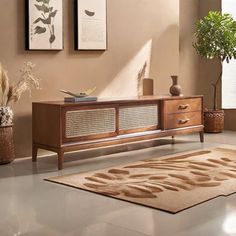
[169,75,183,96]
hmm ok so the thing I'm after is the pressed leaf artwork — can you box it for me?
[28,0,63,50]
[85,10,95,17]
[76,0,107,50]
[33,0,57,46]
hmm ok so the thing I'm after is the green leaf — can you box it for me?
[33,17,51,24]
[34,4,43,11]
[36,0,50,3]
[33,17,42,24]
[85,10,95,17]
[41,17,51,24]
[49,34,56,44]
[34,4,50,13]
[49,10,57,18]
[193,11,236,61]
[34,26,46,34]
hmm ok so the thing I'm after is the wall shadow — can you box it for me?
[13,114,32,158]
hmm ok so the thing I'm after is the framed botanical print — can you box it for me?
[26,0,63,50]
[75,0,107,50]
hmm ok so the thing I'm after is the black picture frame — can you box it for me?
[26,0,64,51]
[75,0,107,51]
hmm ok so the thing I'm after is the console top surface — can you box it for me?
[33,95,203,107]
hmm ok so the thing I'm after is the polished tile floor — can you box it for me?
[1,131,236,236]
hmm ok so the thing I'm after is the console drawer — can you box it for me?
[164,111,202,130]
[164,98,202,114]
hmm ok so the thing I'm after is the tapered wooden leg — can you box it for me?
[32,145,38,162]
[171,136,175,144]
[199,131,204,143]
[58,150,64,170]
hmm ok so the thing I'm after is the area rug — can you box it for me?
[46,146,236,213]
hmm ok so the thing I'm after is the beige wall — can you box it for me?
[180,0,236,131]
[197,0,236,131]
[198,0,221,109]
[179,0,200,95]
[179,0,222,108]
[0,0,179,158]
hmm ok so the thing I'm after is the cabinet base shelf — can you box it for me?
[33,125,204,170]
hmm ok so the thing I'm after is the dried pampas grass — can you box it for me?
[1,69,9,105]
[0,64,2,91]
[0,63,10,106]
[0,62,40,106]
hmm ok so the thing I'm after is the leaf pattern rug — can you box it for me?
[46,146,236,213]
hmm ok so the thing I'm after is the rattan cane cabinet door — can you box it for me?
[119,103,160,134]
[62,106,117,143]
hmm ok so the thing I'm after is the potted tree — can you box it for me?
[0,62,40,164]
[193,11,236,133]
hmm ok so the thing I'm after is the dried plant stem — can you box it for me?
[0,62,40,107]
[0,68,9,106]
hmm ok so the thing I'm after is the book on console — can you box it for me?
[64,96,97,102]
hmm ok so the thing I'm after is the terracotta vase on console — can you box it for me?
[169,75,183,96]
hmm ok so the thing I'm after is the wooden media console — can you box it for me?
[32,95,204,170]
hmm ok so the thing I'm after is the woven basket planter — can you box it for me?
[204,110,224,133]
[0,125,15,164]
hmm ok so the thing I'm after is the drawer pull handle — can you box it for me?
[179,118,190,124]
[179,104,190,110]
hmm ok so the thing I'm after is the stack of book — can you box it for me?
[64,96,97,102]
